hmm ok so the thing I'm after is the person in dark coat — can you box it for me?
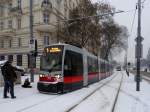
[1,60,22,99]
[22,78,32,88]
[126,69,129,77]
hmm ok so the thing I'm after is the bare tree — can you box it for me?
[58,0,128,59]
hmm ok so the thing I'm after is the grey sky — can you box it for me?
[92,0,150,62]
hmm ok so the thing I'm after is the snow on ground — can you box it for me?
[21,74,121,112]
[114,73,150,112]
[70,72,122,112]
[0,71,150,112]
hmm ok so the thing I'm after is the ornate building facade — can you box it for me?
[0,0,80,71]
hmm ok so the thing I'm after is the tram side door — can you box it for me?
[64,50,83,91]
[64,51,72,91]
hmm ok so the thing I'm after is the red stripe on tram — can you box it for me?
[88,72,99,79]
[64,75,83,84]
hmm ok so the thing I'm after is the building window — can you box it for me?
[64,50,83,76]
[0,40,4,48]
[44,35,49,45]
[57,0,62,4]
[0,21,4,30]
[8,2,13,12]
[8,55,13,62]
[43,0,50,4]
[43,13,49,24]
[18,38,21,47]
[17,55,22,66]
[9,40,12,48]
[73,2,75,9]
[0,56,5,61]
[17,18,21,29]
[18,0,22,9]
[0,6,4,16]
[8,20,13,29]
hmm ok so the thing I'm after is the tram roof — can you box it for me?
[45,43,109,63]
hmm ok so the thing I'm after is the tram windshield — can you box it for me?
[40,45,64,73]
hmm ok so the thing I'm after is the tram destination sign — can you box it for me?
[46,47,61,53]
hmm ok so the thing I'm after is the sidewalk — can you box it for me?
[114,72,150,112]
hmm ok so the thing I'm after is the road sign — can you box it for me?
[29,38,36,51]
[135,44,143,58]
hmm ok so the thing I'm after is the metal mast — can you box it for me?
[29,0,35,82]
[135,0,143,91]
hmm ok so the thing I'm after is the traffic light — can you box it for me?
[30,51,38,57]
[34,39,38,57]
[30,39,38,57]
[34,51,38,57]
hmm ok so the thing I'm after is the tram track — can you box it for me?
[111,71,124,112]
[0,73,120,112]
[66,72,121,112]
[18,73,119,112]
[16,95,60,112]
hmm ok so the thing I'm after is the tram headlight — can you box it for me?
[55,74,61,79]
[39,75,43,77]
[39,74,45,77]
[54,74,63,82]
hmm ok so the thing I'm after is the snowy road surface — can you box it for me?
[0,71,150,112]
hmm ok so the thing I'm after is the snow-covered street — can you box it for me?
[0,71,150,112]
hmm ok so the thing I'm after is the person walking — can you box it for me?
[1,60,22,99]
[126,69,129,77]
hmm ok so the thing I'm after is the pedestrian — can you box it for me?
[1,60,22,99]
[22,78,32,88]
[126,69,129,77]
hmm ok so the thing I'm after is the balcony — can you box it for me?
[0,28,16,38]
[0,0,12,3]
[9,7,22,17]
[34,23,56,32]
[41,1,52,12]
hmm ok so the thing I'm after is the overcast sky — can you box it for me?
[92,0,150,63]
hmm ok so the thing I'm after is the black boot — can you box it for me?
[3,96,9,98]
[11,96,16,99]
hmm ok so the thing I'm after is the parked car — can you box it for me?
[116,66,121,71]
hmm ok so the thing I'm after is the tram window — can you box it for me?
[100,62,105,73]
[87,57,98,73]
[64,50,83,75]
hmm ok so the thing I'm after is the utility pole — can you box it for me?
[29,0,36,82]
[135,0,143,91]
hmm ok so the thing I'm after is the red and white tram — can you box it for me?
[37,43,113,93]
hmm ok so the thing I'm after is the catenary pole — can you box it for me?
[136,0,143,91]
[29,0,35,82]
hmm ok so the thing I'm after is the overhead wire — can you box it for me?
[130,9,137,35]
[126,3,138,64]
